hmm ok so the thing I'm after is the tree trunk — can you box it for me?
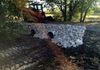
[67,0,73,21]
[59,1,65,21]
[82,5,91,22]
[80,6,90,22]
[80,12,83,22]
[63,0,67,21]
[80,0,94,22]
[68,12,73,21]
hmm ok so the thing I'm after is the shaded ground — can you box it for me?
[0,35,55,70]
[0,23,100,70]
[63,30,100,70]
[0,35,78,70]
[63,22,100,70]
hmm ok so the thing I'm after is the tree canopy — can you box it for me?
[0,0,25,44]
[47,0,97,22]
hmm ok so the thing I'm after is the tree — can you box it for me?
[47,0,81,21]
[47,0,97,22]
[0,0,25,44]
[79,0,96,22]
[48,0,68,21]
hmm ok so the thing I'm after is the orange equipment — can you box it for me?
[22,3,45,23]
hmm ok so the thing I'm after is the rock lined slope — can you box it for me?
[24,23,86,48]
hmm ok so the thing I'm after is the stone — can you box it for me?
[24,23,86,48]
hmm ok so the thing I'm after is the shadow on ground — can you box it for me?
[0,29,100,70]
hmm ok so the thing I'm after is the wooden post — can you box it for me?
[64,0,67,21]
